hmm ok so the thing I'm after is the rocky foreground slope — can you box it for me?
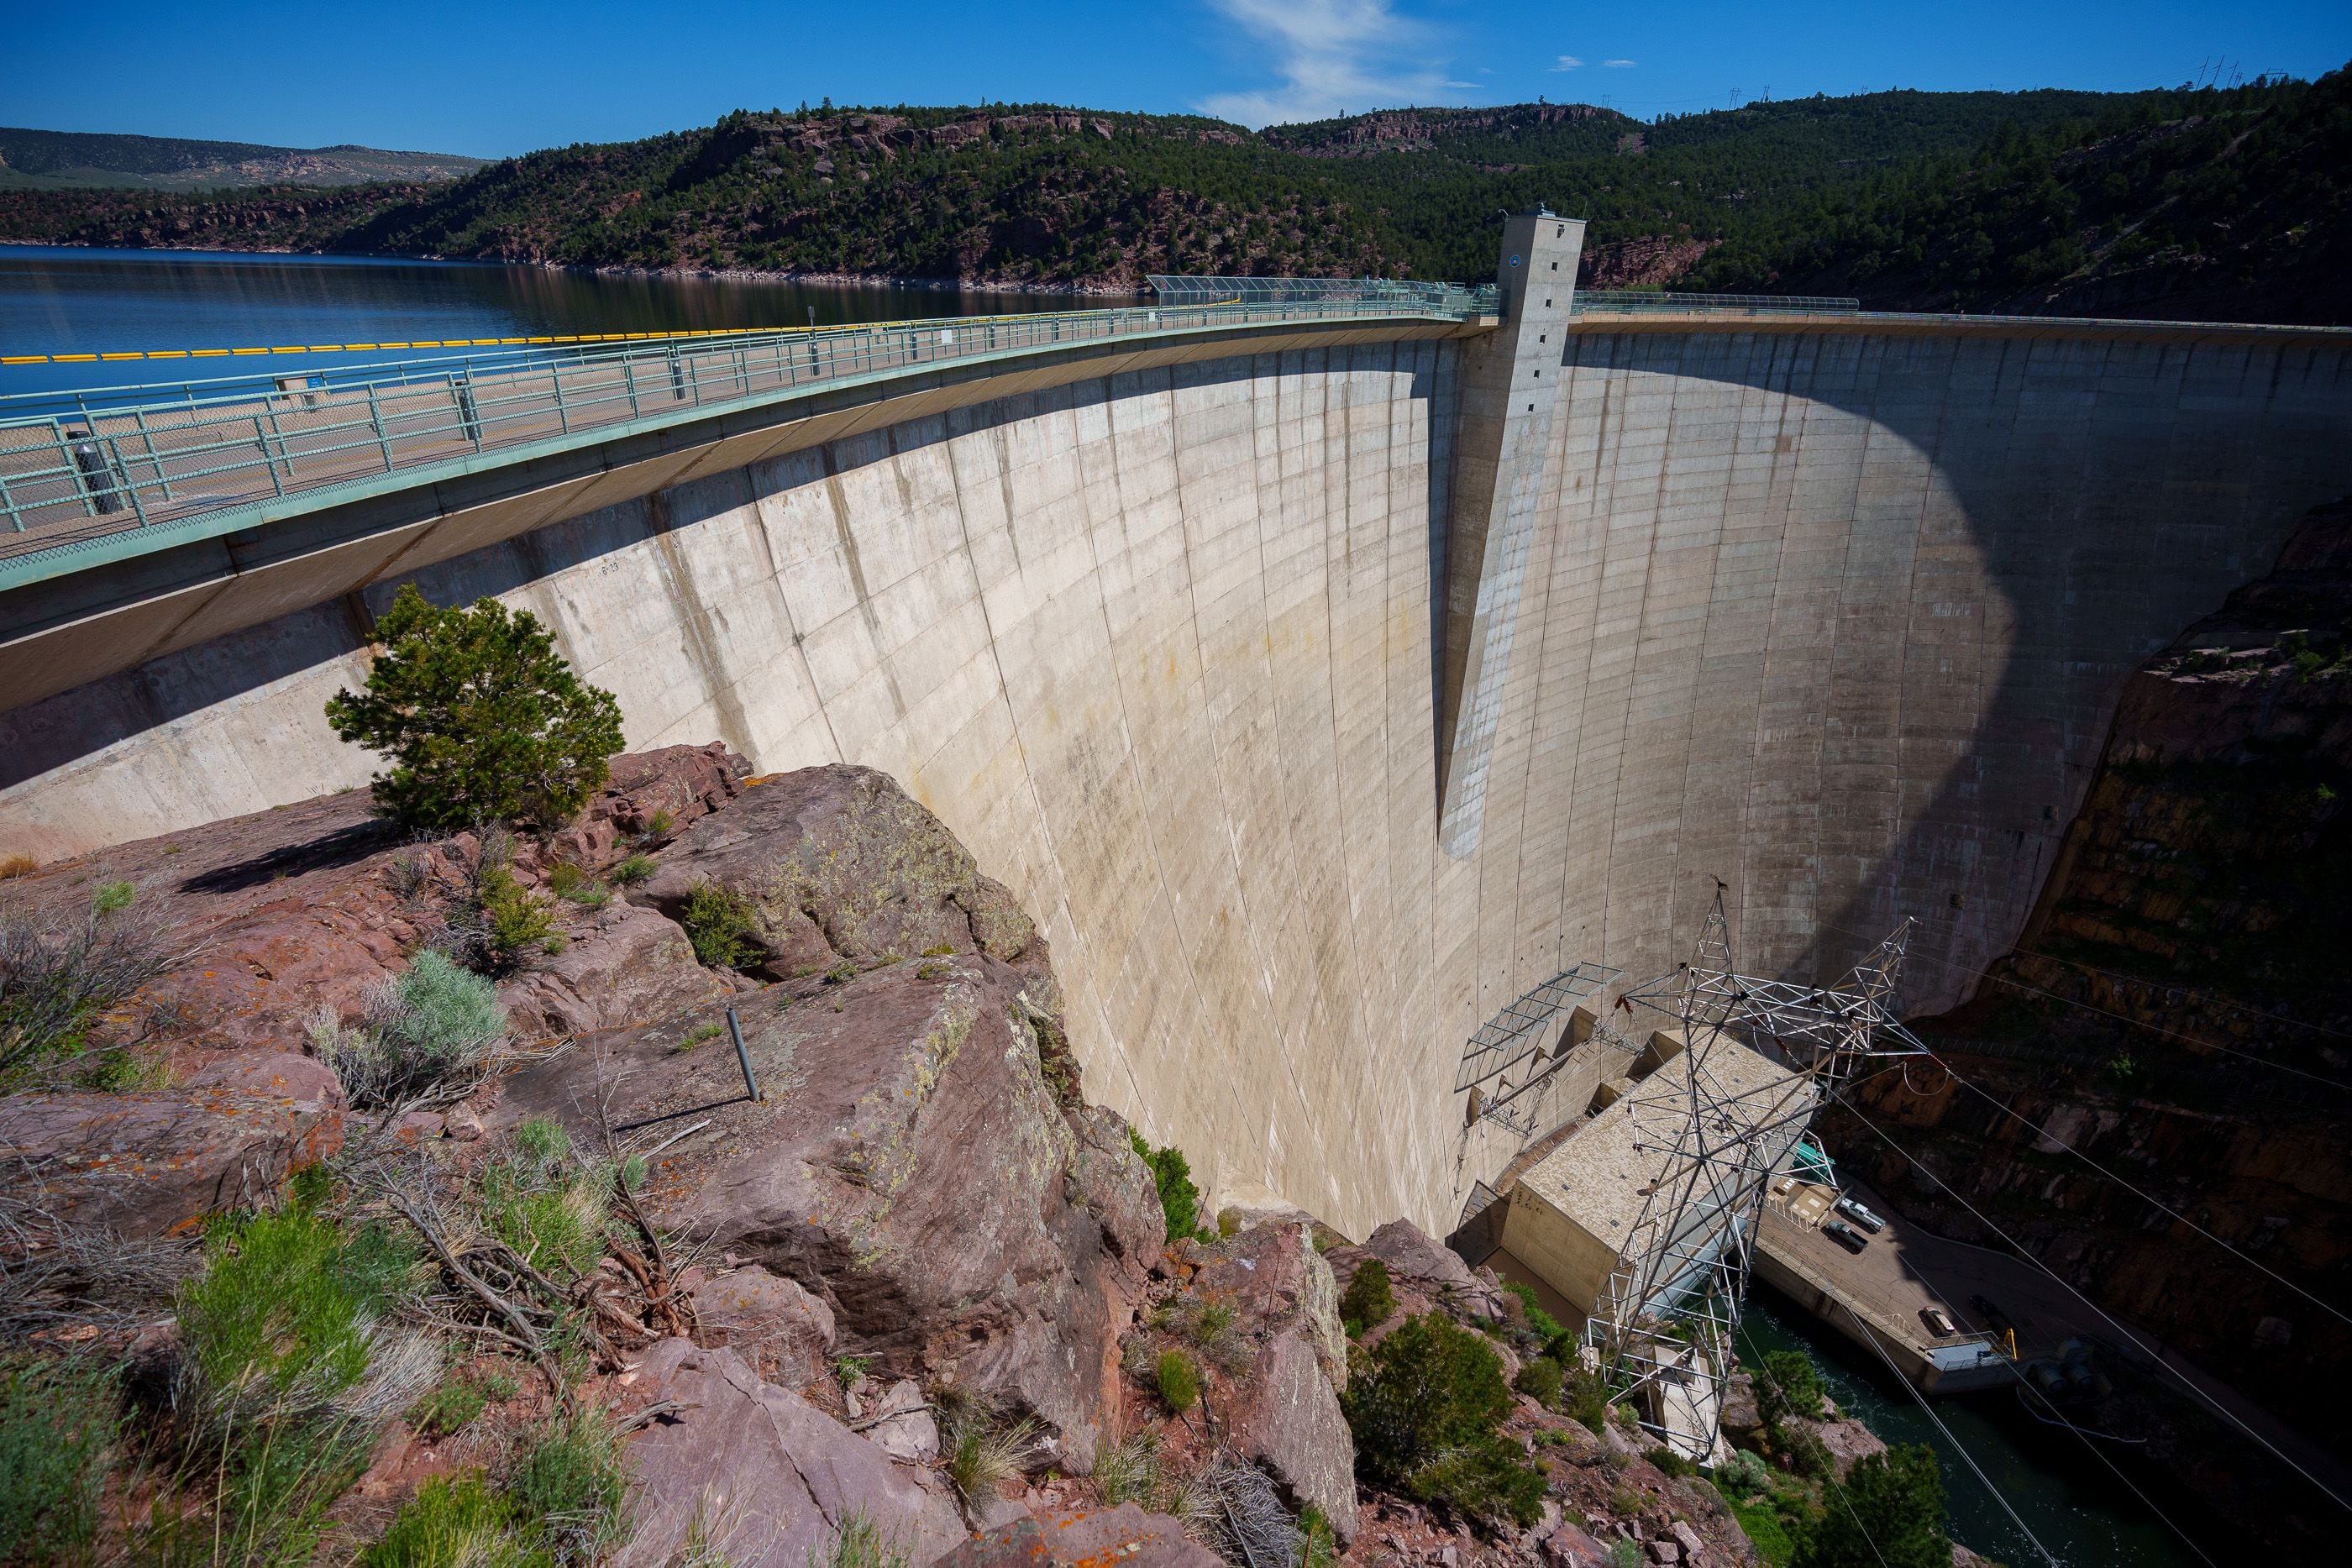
[2,753,1759,1566]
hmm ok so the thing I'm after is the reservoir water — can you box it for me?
[0,244,1116,404]
[1742,1287,2209,1567]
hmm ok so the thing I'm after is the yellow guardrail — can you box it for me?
[0,300,1246,369]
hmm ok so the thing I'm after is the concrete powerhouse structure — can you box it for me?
[5,218,2350,1243]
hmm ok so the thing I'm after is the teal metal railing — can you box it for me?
[0,290,1492,560]
[1572,290,1861,316]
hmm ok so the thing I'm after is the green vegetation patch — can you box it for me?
[326,583,625,832]
[1126,1130,1213,1243]
[1341,1312,1545,1529]
[680,880,764,970]
[0,1356,119,1564]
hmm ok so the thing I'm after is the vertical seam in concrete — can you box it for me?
[821,445,909,721]
[942,400,1142,1117]
[643,485,758,758]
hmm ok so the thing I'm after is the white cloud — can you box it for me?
[1604,59,1636,68]
[1551,55,1584,71]
[1195,0,1458,128]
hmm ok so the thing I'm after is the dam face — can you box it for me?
[6,308,2350,1240]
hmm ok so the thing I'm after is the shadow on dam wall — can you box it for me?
[1538,324,2352,1006]
[3,323,2350,1235]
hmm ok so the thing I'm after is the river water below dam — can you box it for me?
[1742,1287,2209,1566]
[0,244,1116,403]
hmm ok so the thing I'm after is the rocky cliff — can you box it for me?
[0,748,1766,1565]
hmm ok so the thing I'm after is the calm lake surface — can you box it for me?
[0,245,1122,403]
[1742,1287,2209,1567]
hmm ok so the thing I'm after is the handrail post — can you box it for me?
[105,433,149,527]
[365,384,395,472]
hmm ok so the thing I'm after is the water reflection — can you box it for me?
[0,245,1131,402]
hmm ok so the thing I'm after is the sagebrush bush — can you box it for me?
[680,880,763,969]
[1126,1130,1211,1243]
[0,894,177,1085]
[325,584,625,831]
[363,1472,552,1568]
[1339,1256,1394,1336]
[1341,1312,1544,1529]
[1714,1445,1771,1498]
[0,1355,118,1563]
[312,950,507,1108]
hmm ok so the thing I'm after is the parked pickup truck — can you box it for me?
[1824,1221,1870,1254]
[1835,1195,1887,1233]
[1919,1306,1958,1337]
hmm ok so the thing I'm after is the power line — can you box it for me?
[2003,1353,2221,1566]
[1812,916,2352,1094]
[1935,1062,2352,1330]
[1835,1097,2352,1518]
[2012,945,2352,1046]
[1835,1300,2059,1565]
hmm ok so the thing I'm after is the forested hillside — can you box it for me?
[0,73,2342,323]
[1686,69,2350,323]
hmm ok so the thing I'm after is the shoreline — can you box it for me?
[0,239,1148,296]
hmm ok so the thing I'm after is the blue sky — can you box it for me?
[3,0,2345,155]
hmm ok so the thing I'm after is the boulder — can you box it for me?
[636,764,1048,986]
[1361,1219,1506,1321]
[496,774,1161,1472]
[1543,1524,1613,1568]
[688,1264,837,1391]
[1228,1331,1357,1542]
[1189,1220,1347,1384]
[934,1505,1223,1568]
[0,1076,342,1237]
[1184,1221,1357,1540]
[863,1379,940,1465]
[184,1050,345,1106]
[1788,1413,1887,1479]
[496,899,737,1041]
[616,1339,966,1568]
[1718,1372,1762,1440]
[543,742,750,867]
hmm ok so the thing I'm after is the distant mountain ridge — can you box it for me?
[0,126,486,191]
[0,75,2341,325]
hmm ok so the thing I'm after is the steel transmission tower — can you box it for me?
[1586,885,1924,1459]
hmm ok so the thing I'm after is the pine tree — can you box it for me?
[326,584,625,831]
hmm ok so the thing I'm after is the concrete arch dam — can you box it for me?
[5,221,2349,1240]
